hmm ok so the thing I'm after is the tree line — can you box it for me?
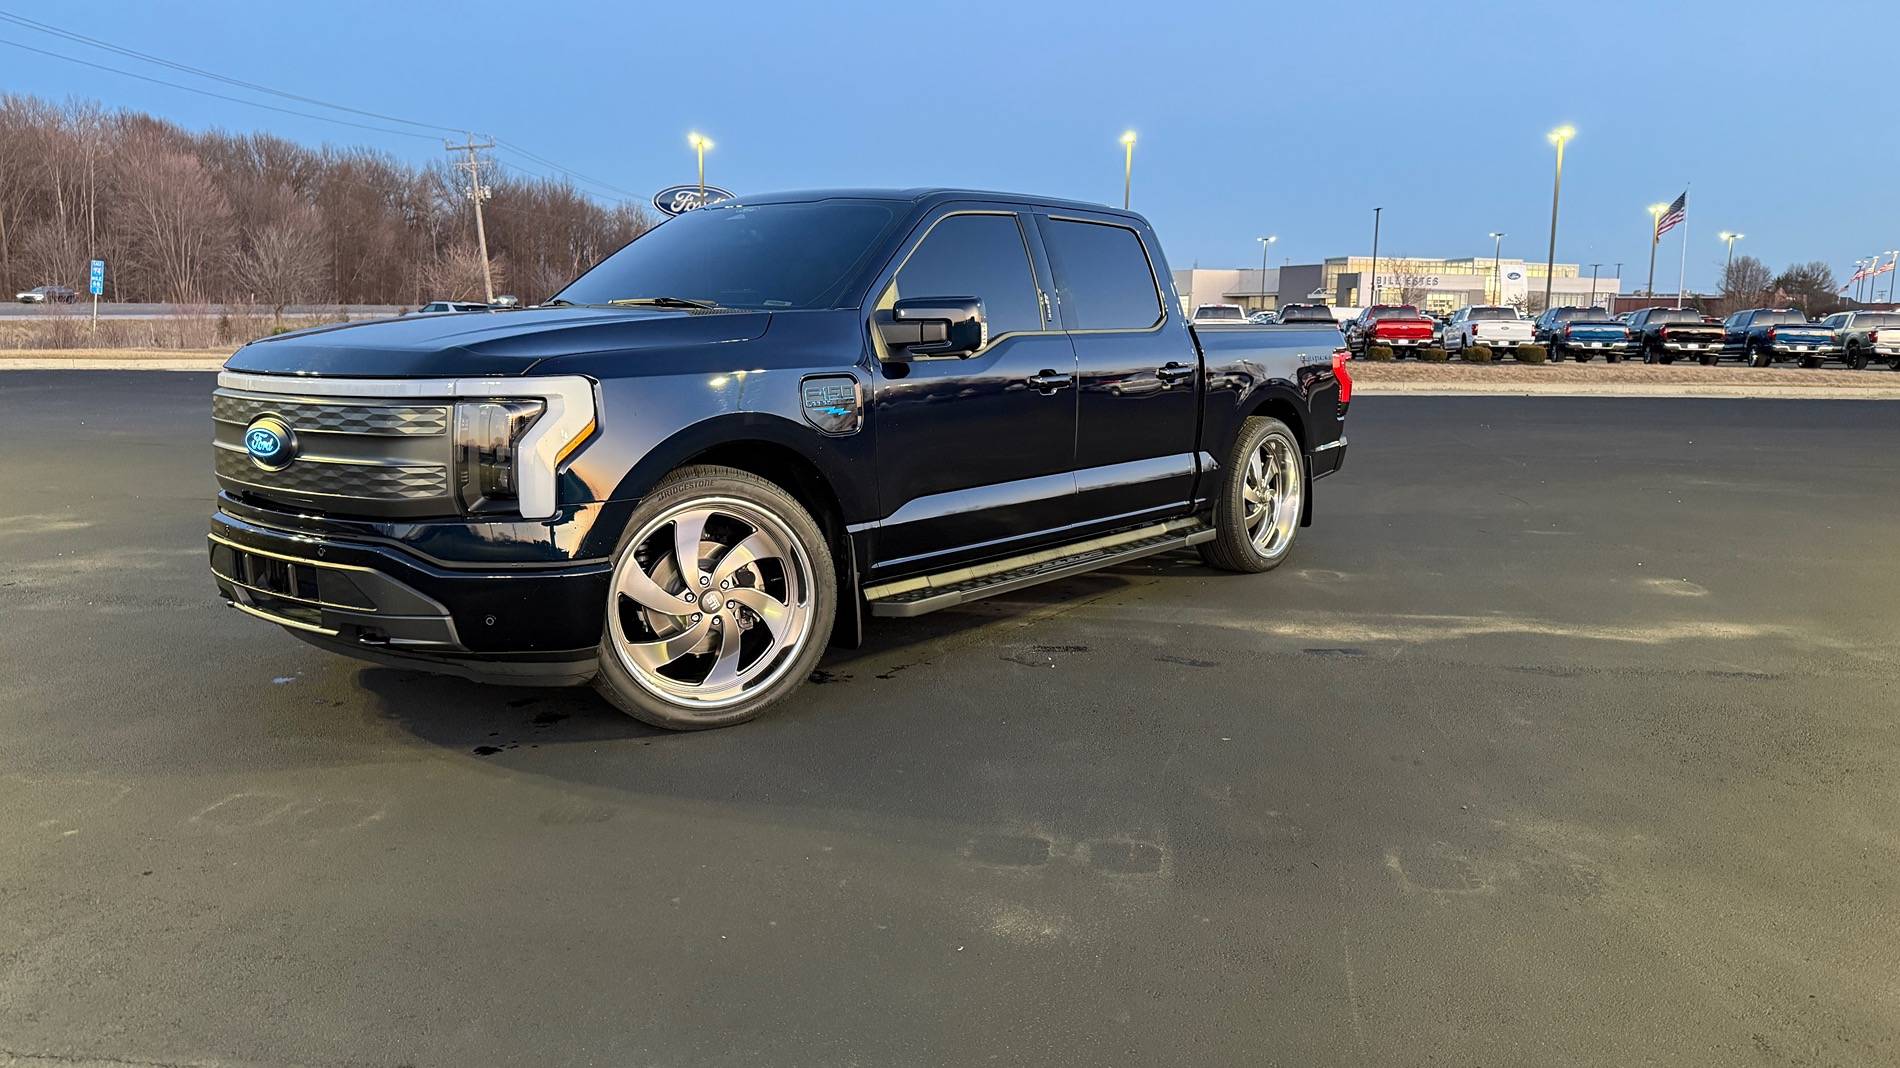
[0,95,654,309]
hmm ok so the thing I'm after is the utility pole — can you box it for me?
[1368,207,1382,306]
[1544,126,1574,314]
[1489,232,1506,304]
[1587,263,1602,307]
[445,135,496,304]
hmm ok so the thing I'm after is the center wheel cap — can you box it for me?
[700,590,722,612]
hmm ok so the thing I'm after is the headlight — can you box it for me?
[454,399,545,511]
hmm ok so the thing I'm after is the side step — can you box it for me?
[863,519,1214,618]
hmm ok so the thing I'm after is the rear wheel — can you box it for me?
[594,465,836,730]
[1699,353,1718,366]
[1199,416,1303,574]
[1846,345,1869,371]
[1800,355,1823,370]
[1749,342,1772,369]
[1550,343,1566,362]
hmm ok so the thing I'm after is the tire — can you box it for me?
[1574,350,1594,363]
[1846,346,1869,371]
[1198,416,1304,574]
[1800,356,1823,370]
[1642,342,1660,365]
[1550,343,1566,362]
[1659,352,1677,365]
[1605,351,1621,364]
[1749,342,1772,369]
[1699,353,1718,366]
[594,464,836,730]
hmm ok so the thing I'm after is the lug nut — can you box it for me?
[691,613,701,622]
[725,601,736,610]
[699,575,711,587]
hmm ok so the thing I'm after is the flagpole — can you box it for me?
[1675,188,1689,310]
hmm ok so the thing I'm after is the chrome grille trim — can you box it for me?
[213,390,449,436]
[214,443,449,501]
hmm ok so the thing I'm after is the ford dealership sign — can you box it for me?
[653,185,735,217]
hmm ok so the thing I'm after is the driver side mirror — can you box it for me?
[875,296,986,359]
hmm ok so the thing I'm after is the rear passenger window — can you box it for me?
[890,213,1041,340]
[1042,219,1163,330]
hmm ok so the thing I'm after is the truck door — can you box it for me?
[1037,213,1201,530]
[865,208,1078,573]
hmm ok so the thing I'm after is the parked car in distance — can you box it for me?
[1274,303,1339,326]
[1816,310,1900,369]
[1441,306,1532,354]
[15,284,78,304]
[1345,304,1435,355]
[1622,307,1724,365]
[1191,303,1249,325]
[1721,308,1839,368]
[1247,311,1274,324]
[1329,305,1364,328]
[209,187,1351,730]
[417,300,491,314]
[1534,306,1635,361]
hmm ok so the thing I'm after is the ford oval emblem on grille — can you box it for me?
[243,415,297,471]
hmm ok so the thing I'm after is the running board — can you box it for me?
[863,519,1214,618]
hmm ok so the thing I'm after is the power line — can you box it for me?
[0,38,440,142]
[0,12,640,204]
[0,8,463,135]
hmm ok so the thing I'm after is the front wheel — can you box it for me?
[1199,416,1304,574]
[594,465,836,730]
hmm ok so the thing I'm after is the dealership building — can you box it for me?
[1174,257,1623,315]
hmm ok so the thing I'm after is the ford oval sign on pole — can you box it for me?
[653,185,735,217]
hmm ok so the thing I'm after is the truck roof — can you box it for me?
[722,188,1146,221]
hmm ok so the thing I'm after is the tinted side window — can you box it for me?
[1042,219,1164,330]
[890,213,1041,339]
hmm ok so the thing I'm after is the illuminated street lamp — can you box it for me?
[688,131,714,199]
[1646,203,1668,296]
[1120,130,1137,209]
[1256,235,1277,311]
[1542,125,1575,312]
[1718,232,1744,294]
[1488,231,1506,304]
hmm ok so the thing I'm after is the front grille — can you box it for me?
[215,446,449,501]
[213,384,457,518]
[213,392,449,436]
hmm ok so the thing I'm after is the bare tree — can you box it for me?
[1720,254,1773,313]
[421,243,505,302]
[1382,258,1433,307]
[234,187,329,327]
[1771,261,1841,315]
[113,134,234,302]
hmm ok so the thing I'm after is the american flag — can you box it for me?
[1654,192,1687,238]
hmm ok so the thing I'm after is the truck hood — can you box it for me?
[222,306,774,378]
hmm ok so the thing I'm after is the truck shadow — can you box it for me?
[359,550,1220,806]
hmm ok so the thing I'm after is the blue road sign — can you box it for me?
[88,259,104,296]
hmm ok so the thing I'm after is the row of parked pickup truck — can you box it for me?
[1311,303,1900,369]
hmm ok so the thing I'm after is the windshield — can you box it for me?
[1196,305,1245,319]
[1468,307,1517,320]
[555,200,902,310]
[1754,310,1811,326]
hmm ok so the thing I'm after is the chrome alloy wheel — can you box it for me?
[607,496,815,711]
[1242,433,1302,559]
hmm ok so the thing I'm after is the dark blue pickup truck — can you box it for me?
[1722,308,1839,368]
[208,189,1351,728]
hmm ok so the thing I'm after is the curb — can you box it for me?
[1358,382,1900,400]
[0,358,227,371]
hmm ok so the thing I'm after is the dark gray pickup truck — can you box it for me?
[209,188,1350,728]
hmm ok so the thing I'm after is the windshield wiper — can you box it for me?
[607,296,717,309]
[541,298,579,307]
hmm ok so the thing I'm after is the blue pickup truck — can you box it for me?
[1532,306,1636,362]
[207,188,1352,729]
[1722,308,1839,368]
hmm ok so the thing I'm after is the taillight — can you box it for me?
[1871,330,1880,344]
[1564,323,1574,338]
[1660,327,1671,340]
[1332,347,1353,405]
[1472,323,1481,335]
[1768,327,1779,343]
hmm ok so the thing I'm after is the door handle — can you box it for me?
[1025,370,1073,394]
[1157,362,1197,385]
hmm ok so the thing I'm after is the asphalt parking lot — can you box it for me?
[2,372,1895,1067]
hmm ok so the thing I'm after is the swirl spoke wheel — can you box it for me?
[595,466,835,730]
[1199,416,1305,574]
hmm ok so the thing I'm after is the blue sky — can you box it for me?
[4,0,1895,292]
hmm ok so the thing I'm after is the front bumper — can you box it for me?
[209,507,610,685]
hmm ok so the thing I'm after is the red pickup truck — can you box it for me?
[1346,304,1436,355]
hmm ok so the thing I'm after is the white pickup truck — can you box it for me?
[1191,303,1250,325]
[1443,306,1534,353]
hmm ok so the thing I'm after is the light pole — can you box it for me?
[1488,231,1506,304]
[688,132,714,201]
[1887,250,1900,304]
[1587,263,1602,307]
[1120,131,1137,210]
[1256,235,1277,313]
[1368,207,1382,306]
[1718,232,1743,304]
[1542,125,1574,313]
[1645,204,1667,296]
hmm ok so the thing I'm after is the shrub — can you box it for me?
[1462,344,1495,364]
[1418,346,1450,363]
[1514,344,1548,364]
[1365,344,1396,362]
